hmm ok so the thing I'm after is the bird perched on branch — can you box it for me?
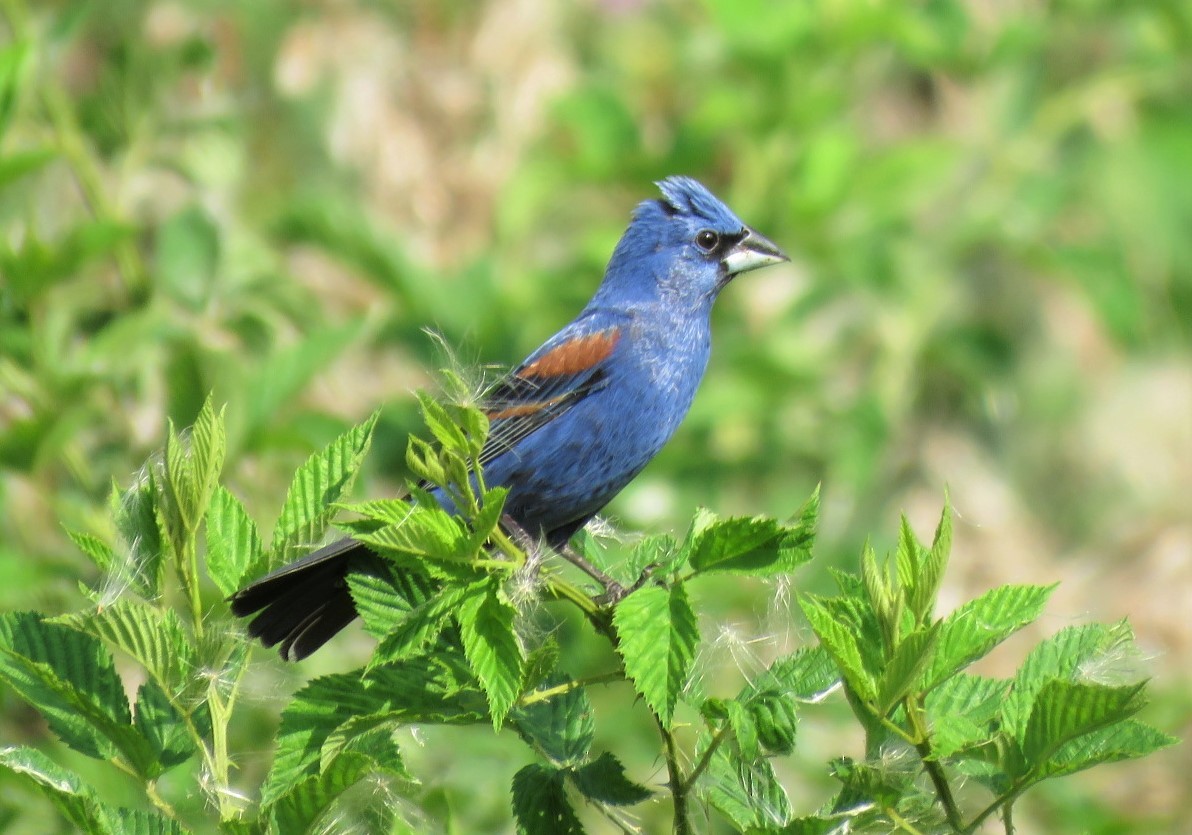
[231,176,788,660]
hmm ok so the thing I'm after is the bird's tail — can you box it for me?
[229,537,378,661]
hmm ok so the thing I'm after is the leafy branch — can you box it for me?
[0,399,1175,834]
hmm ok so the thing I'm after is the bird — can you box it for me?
[230,176,788,660]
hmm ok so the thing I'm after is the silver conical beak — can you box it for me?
[722,228,789,276]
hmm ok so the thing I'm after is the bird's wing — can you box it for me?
[478,317,627,468]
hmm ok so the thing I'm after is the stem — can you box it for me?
[680,721,732,794]
[905,697,963,831]
[543,576,601,619]
[516,670,623,707]
[657,716,691,835]
[888,806,927,835]
[559,543,624,597]
[1003,800,1015,835]
[962,783,1029,835]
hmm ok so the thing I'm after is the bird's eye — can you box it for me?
[695,229,720,252]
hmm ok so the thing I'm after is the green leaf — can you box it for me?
[242,325,358,444]
[156,204,220,310]
[353,506,470,565]
[0,39,33,138]
[0,745,107,833]
[1000,621,1134,743]
[205,485,266,597]
[133,680,202,769]
[511,674,594,767]
[876,624,940,714]
[613,583,699,726]
[908,502,952,624]
[416,393,470,456]
[271,733,408,834]
[686,508,815,576]
[0,147,55,190]
[111,477,166,600]
[1036,719,1175,779]
[569,752,651,806]
[798,595,876,703]
[749,646,839,703]
[262,657,486,805]
[699,738,792,830]
[923,584,1056,692]
[56,601,198,704]
[0,612,153,773]
[369,582,470,666]
[511,764,584,835]
[345,563,437,640]
[66,530,115,575]
[456,579,524,729]
[160,396,225,539]
[1022,680,1147,770]
[893,514,923,595]
[924,674,1007,757]
[271,412,378,563]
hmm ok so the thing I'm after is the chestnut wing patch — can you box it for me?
[478,327,623,467]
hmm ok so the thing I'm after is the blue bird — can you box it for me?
[231,177,788,659]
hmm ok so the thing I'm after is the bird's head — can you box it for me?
[595,176,788,310]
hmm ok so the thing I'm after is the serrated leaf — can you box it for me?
[923,584,1056,692]
[798,595,876,702]
[0,612,154,772]
[749,646,839,703]
[924,674,1007,757]
[686,512,814,576]
[353,506,470,565]
[271,412,378,563]
[894,515,922,593]
[112,477,165,599]
[877,624,940,714]
[67,530,115,574]
[133,680,202,769]
[1022,680,1146,769]
[370,583,470,666]
[417,393,469,455]
[57,601,197,703]
[569,752,652,806]
[512,764,584,835]
[511,674,594,767]
[456,579,524,729]
[262,657,485,805]
[613,583,698,726]
[271,735,408,834]
[1001,622,1134,742]
[909,503,952,624]
[699,737,792,830]
[205,486,266,597]
[1036,719,1175,779]
[749,690,800,755]
[345,563,438,641]
[0,745,106,832]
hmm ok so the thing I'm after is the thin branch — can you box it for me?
[656,716,691,835]
[516,670,623,708]
[680,722,732,794]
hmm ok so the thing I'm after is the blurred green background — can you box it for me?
[1,0,1189,832]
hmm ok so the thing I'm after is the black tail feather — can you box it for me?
[229,537,379,661]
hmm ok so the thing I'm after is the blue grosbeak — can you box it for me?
[231,177,787,659]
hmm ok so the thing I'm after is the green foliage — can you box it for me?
[0,404,1173,833]
[1,0,1188,830]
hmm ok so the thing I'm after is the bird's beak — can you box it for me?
[722,228,790,276]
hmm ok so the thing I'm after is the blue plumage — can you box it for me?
[231,177,788,659]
